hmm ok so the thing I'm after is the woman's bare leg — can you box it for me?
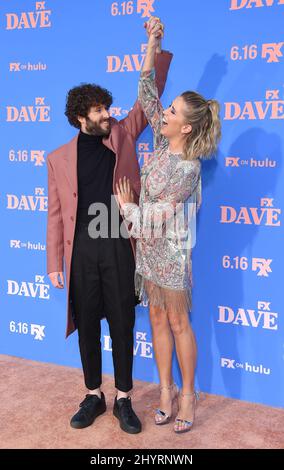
[149,304,175,420]
[167,308,197,428]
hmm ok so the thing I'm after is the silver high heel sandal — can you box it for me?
[174,391,199,433]
[155,383,179,425]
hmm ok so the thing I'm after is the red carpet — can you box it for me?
[0,354,283,449]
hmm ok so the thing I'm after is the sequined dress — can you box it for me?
[122,69,201,313]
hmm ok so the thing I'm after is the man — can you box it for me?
[46,18,172,434]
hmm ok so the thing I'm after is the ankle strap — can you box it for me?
[180,390,199,399]
[160,383,176,391]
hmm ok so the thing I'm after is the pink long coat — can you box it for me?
[46,51,173,337]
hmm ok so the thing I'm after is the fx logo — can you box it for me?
[110,107,122,117]
[31,150,45,166]
[265,90,279,100]
[10,240,21,248]
[252,258,272,277]
[225,157,240,167]
[257,301,270,311]
[260,197,273,207]
[36,1,46,9]
[35,187,45,195]
[137,0,155,17]
[221,358,235,369]
[262,43,284,63]
[10,62,20,72]
[30,324,45,340]
[138,143,150,151]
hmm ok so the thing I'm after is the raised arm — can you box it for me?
[138,18,168,148]
[142,16,163,72]
[119,17,172,140]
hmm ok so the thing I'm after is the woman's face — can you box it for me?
[161,96,192,139]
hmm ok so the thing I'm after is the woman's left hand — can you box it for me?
[116,177,135,206]
[144,16,164,52]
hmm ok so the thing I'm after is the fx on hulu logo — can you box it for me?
[225,156,276,169]
[221,358,270,375]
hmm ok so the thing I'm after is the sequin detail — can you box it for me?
[122,70,201,313]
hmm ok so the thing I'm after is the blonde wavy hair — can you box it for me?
[180,91,221,161]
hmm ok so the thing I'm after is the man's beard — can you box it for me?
[85,117,110,136]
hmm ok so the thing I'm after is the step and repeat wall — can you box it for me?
[0,0,283,408]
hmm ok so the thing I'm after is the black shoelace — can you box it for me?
[121,398,133,418]
[79,395,99,408]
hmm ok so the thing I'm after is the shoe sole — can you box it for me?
[174,428,193,434]
[174,424,193,434]
[70,404,107,429]
[113,408,141,434]
[155,417,171,425]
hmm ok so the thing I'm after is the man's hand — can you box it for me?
[49,272,64,289]
[116,177,135,207]
[144,16,164,53]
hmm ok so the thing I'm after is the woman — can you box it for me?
[117,17,221,433]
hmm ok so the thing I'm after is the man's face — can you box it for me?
[80,105,111,136]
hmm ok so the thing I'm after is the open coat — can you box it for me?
[46,50,173,337]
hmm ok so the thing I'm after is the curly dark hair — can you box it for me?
[65,83,113,128]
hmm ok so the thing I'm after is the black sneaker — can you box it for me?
[113,396,141,434]
[70,392,106,429]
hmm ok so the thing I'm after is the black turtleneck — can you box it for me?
[77,131,116,223]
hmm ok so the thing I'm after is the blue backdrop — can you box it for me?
[0,0,283,408]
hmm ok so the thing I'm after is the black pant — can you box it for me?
[70,221,136,392]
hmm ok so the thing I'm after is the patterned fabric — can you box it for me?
[122,69,201,313]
